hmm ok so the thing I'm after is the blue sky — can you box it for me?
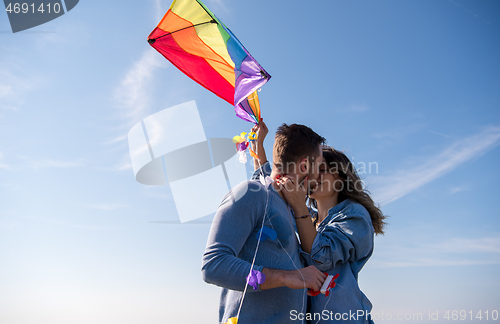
[1,0,499,323]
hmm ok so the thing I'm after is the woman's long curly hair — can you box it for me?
[309,146,387,235]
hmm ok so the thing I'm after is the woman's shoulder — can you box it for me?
[332,199,370,219]
[250,161,272,181]
[324,200,374,237]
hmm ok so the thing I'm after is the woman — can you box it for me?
[251,121,386,324]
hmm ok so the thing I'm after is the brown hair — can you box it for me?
[310,146,387,235]
[273,124,326,173]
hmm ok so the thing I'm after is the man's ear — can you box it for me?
[299,158,309,174]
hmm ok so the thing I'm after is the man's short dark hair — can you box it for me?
[273,124,326,170]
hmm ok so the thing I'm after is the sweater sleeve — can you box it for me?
[201,181,268,292]
[250,161,272,181]
[304,204,374,272]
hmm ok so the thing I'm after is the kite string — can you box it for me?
[313,283,343,324]
[313,293,333,324]
[236,135,309,323]
[268,207,307,317]
[255,140,307,316]
[256,143,308,318]
[235,149,269,320]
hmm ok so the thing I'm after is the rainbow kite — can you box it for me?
[147,0,271,124]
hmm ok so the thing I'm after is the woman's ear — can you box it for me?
[332,171,343,191]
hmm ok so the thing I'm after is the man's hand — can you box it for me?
[251,119,269,170]
[251,119,268,145]
[283,265,327,291]
[261,265,327,291]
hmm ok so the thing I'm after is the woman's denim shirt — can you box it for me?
[252,162,375,323]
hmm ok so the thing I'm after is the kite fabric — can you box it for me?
[147,0,271,124]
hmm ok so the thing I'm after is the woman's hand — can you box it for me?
[276,176,309,215]
[278,175,318,253]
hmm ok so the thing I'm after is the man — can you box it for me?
[202,123,327,323]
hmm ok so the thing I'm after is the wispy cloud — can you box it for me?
[93,152,133,172]
[0,58,36,115]
[0,163,11,170]
[88,203,128,211]
[114,50,166,126]
[114,153,133,171]
[106,48,167,169]
[0,182,23,191]
[432,237,500,254]
[336,103,370,113]
[30,159,84,169]
[205,0,229,13]
[428,129,450,138]
[445,0,493,26]
[152,0,229,22]
[449,186,466,194]
[153,0,165,22]
[371,126,500,205]
[373,123,426,141]
[101,134,128,145]
[15,213,122,231]
[370,235,500,268]
[0,152,11,170]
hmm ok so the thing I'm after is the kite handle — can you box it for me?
[309,273,339,297]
